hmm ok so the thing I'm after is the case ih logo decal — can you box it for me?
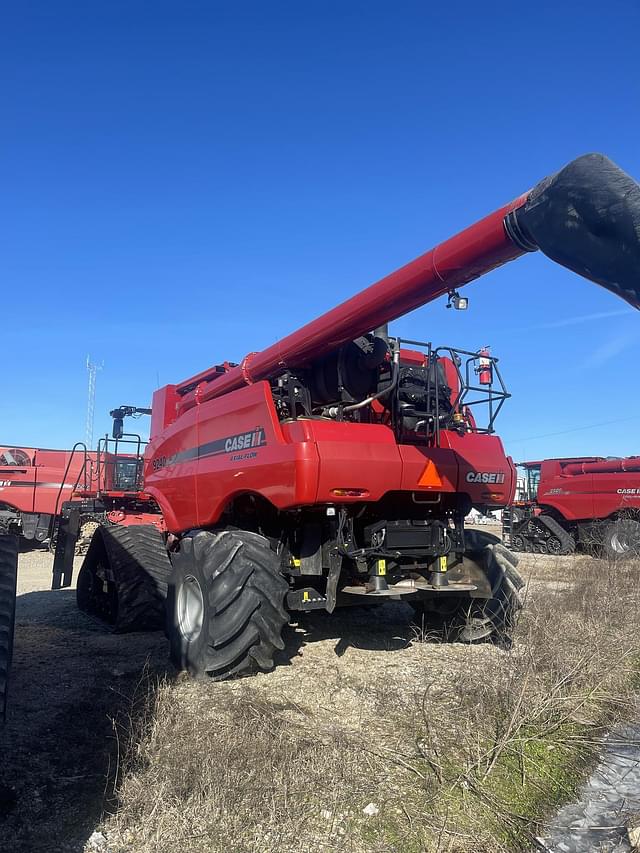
[153,428,266,470]
[224,429,265,453]
[465,471,506,485]
[618,488,640,495]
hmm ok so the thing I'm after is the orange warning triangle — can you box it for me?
[418,459,443,488]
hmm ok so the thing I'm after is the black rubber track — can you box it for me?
[0,535,18,722]
[77,524,172,632]
[537,515,575,555]
[508,514,575,555]
[168,529,289,680]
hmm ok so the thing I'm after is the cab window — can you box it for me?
[526,465,541,500]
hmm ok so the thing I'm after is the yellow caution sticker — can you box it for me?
[303,590,309,601]
[438,555,448,573]
[377,559,387,576]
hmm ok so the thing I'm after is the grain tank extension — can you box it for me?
[53,154,640,680]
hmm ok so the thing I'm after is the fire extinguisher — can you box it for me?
[476,346,492,385]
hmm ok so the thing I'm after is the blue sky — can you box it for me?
[2,1,639,463]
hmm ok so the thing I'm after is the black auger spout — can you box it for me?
[506,153,640,309]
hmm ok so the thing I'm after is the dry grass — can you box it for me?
[98,555,640,853]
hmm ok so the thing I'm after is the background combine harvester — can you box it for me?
[0,442,150,552]
[0,446,92,545]
[34,152,640,685]
[503,456,640,558]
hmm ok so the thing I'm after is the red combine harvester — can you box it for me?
[43,153,640,683]
[0,443,150,549]
[0,446,92,544]
[503,457,640,558]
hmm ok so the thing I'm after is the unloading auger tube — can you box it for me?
[176,153,640,407]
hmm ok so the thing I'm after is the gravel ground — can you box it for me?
[1,545,639,852]
[0,548,169,853]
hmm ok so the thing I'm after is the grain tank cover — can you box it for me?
[508,153,640,309]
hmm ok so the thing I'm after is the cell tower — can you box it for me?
[85,356,103,449]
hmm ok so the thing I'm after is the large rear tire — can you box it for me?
[167,529,289,680]
[0,535,18,722]
[601,518,640,561]
[413,531,524,646]
[451,531,524,645]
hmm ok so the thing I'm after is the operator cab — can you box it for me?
[515,463,541,502]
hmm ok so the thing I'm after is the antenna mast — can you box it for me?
[85,356,103,449]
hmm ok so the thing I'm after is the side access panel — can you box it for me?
[145,382,318,531]
[538,473,595,522]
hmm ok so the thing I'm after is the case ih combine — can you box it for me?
[0,446,95,545]
[0,444,147,550]
[503,457,640,558]
[1,152,635,695]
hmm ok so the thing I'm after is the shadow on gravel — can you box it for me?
[279,601,417,662]
[16,540,49,555]
[0,590,173,853]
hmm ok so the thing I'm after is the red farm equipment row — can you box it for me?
[0,445,92,544]
[503,456,640,558]
[38,152,640,684]
[0,441,151,550]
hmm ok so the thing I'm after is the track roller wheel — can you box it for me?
[602,518,640,561]
[547,536,563,555]
[167,529,289,680]
[0,535,18,722]
[510,534,525,552]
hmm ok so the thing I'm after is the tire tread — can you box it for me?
[168,529,288,680]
